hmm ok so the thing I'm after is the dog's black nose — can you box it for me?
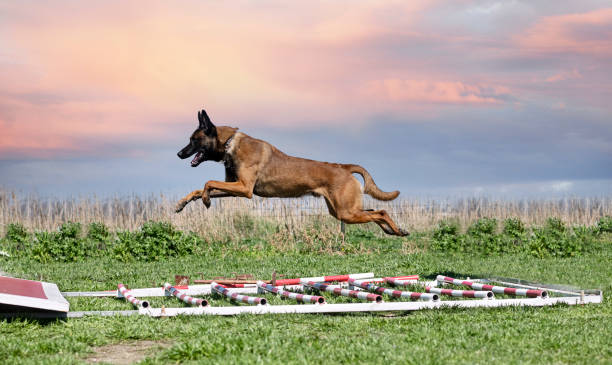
[177,151,182,158]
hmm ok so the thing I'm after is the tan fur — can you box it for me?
[177,128,408,236]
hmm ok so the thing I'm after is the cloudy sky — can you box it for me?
[1,1,611,198]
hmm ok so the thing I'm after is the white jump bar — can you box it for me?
[141,294,602,317]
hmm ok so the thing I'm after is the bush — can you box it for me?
[529,218,584,258]
[467,217,498,236]
[465,218,503,254]
[503,218,526,239]
[29,222,88,262]
[87,222,110,242]
[6,223,29,243]
[501,218,528,253]
[431,220,463,252]
[431,216,597,257]
[596,216,612,233]
[4,223,30,254]
[113,221,202,261]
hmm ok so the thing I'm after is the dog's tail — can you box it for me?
[342,164,400,201]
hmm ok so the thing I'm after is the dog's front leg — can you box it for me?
[176,189,234,212]
[175,189,203,213]
[201,180,254,208]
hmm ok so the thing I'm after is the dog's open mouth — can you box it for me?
[191,152,204,167]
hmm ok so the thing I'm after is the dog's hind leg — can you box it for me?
[372,210,410,236]
[323,177,409,236]
[336,209,409,236]
[374,219,397,235]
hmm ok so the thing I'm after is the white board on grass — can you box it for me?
[0,276,69,312]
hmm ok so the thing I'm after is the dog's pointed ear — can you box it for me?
[198,109,216,134]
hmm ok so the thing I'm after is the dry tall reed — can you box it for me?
[1,187,610,237]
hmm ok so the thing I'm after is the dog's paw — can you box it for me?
[202,196,211,209]
[399,228,410,237]
[175,201,186,213]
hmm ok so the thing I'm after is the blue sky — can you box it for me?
[1,1,611,198]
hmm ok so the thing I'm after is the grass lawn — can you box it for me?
[1,233,611,364]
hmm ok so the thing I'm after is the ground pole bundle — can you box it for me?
[348,278,438,301]
[163,283,209,307]
[211,282,267,305]
[117,283,149,308]
[437,275,547,298]
[303,281,382,302]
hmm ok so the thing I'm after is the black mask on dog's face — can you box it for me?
[177,109,218,167]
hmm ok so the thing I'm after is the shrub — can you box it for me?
[465,218,509,254]
[596,216,612,233]
[431,216,596,257]
[431,220,463,252]
[87,222,110,242]
[113,221,202,261]
[6,223,29,243]
[529,218,583,258]
[503,218,526,239]
[4,223,30,253]
[502,218,527,249]
[467,217,498,236]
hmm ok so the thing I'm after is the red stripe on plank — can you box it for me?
[0,276,48,299]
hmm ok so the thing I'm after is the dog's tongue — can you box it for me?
[191,152,202,166]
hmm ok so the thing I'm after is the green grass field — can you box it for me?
[1,231,611,364]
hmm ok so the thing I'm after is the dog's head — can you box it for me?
[177,109,220,167]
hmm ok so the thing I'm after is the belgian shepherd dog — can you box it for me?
[176,109,408,236]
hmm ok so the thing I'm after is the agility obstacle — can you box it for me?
[348,278,438,301]
[117,284,149,308]
[437,275,548,298]
[5,272,601,319]
[257,281,325,304]
[0,275,69,313]
[163,283,209,307]
[211,282,267,305]
[425,286,493,299]
[303,281,382,302]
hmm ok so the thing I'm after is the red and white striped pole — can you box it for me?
[425,286,494,299]
[211,282,267,305]
[274,273,373,286]
[348,279,438,301]
[359,275,419,285]
[163,283,209,307]
[117,283,149,308]
[384,277,420,287]
[257,281,325,304]
[436,275,547,298]
[303,281,382,303]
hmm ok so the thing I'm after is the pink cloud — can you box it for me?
[362,79,510,105]
[517,8,612,55]
[545,69,582,83]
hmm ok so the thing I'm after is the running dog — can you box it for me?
[176,109,408,236]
